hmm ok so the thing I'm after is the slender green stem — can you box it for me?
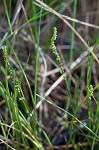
[34,0,43,140]
[3,0,12,33]
[70,0,77,64]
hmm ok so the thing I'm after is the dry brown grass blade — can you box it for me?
[34,0,99,64]
[62,14,99,30]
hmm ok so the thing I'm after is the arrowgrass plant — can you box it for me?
[0,0,99,150]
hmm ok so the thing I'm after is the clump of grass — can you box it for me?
[0,45,44,150]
